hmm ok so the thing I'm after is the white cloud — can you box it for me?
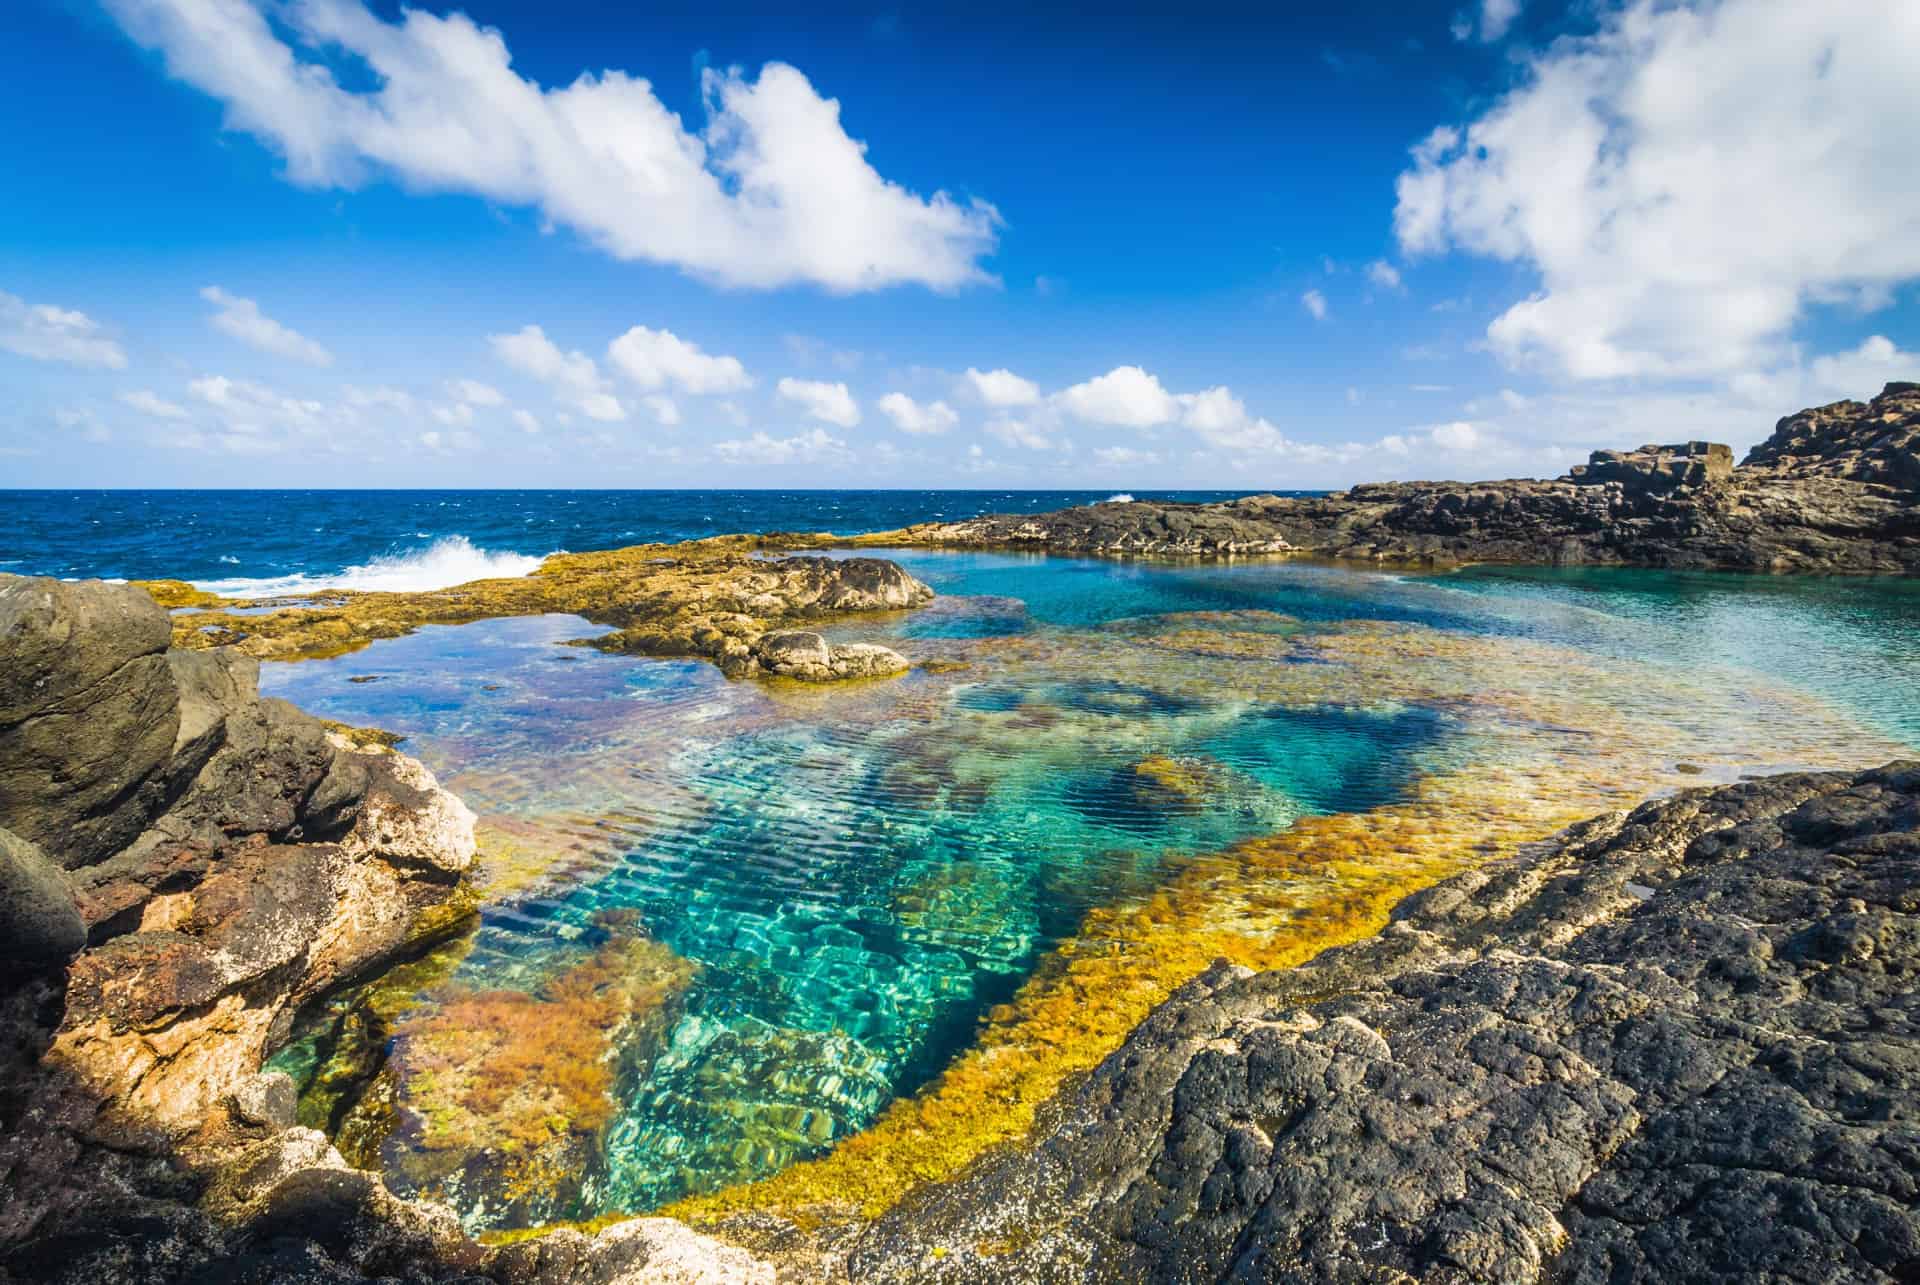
[876,392,957,435]
[448,378,505,406]
[431,402,474,426]
[1807,336,1920,399]
[107,0,998,291]
[1366,260,1404,291]
[1429,420,1483,450]
[713,426,848,464]
[200,286,332,365]
[1179,386,1305,455]
[189,374,323,427]
[642,394,682,426]
[1057,365,1179,428]
[56,408,113,443]
[607,326,752,394]
[1398,0,1920,380]
[1480,0,1524,41]
[965,366,1040,408]
[512,408,542,433]
[490,325,625,421]
[120,389,189,420]
[344,384,417,413]
[0,290,126,368]
[984,416,1056,451]
[776,377,860,427]
[1093,446,1156,468]
[1301,289,1330,321]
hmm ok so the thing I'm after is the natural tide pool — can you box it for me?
[261,552,1920,1231]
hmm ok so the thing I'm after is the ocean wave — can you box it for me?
[194,535,552,597]
[1102,493,1136,504]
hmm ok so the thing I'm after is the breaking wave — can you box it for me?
[194,535,552,597]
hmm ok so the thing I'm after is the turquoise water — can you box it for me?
[262,553,1920,1227]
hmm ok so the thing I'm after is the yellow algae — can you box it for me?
[148,535,926,666]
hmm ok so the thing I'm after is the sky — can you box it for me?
[1,0,1916,488]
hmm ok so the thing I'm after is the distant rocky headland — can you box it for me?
[866,382,1920,573]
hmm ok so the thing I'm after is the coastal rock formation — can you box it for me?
[0,575,485,1282]
[842,760,1920,1282]
[143,541,934,680]
[867,382,1920,573]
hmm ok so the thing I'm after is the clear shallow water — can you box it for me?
[257,550,1920,1230]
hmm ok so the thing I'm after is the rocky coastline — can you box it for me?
[859,383,1920,573]
[4,567,1915,1283]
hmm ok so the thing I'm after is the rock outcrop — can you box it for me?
[868,382,1920,573]
[143,542,934,680]
[0,575,486,1282]
[841,760,1920,1282]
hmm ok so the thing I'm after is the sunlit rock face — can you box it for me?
[0,574,480,1281]
[256,550,1920,1234]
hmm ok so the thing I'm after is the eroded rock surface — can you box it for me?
[871,383,1920,572]
[842,761,1920,1282]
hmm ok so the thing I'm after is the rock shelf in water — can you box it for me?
[136,539,932,678]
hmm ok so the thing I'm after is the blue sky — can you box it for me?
[2,0,1915,487]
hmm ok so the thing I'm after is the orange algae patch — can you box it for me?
[385,912,697,1210]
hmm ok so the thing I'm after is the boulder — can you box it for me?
[0,828,85,971]
[0,576,181,867]
[752,631,911,682]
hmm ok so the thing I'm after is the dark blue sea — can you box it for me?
[0,489,1257,592]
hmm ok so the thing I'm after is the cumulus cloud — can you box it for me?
[713,426,848,464]
[607,326,752,394]
[984,416,1056,451]
[200,286,331,365]
[447,378,504,406]
[776,377,860,427]
[1397,0,1920,379]
[1301,289,1329,321]
[964,366,1041,407]
[1057,365,1180,428]
[106,0,999,291]
[1366,260,1404,291]
[512,408,541,433]
[642,394,682,426]
[120,389,189,420]
[876,392,957,435]
[490,324,625,421]
[1093,446,1156,468]
[0,290,127,368]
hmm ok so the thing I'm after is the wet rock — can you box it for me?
[228,1070,299,1130]
[753,631,911,682]
[846,760,1920,1283]
[0,827,85,972]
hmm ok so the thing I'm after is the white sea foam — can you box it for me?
[194,535,552,597]
[1102,492,1136,504]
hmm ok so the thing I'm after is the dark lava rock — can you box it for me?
[844,761,1920,1282]
[900,383,1920,574]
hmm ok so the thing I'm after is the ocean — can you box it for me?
[0,489,1255,591]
